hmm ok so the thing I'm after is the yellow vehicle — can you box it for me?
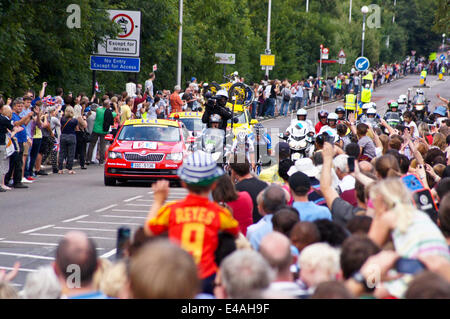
[168,111,206,137]
[225,103,259,138]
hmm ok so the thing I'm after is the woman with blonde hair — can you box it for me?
[368,178,449,259]
[58,106,87,174]
[431,133,446,152]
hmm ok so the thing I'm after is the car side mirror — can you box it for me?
[105,134,114,142]
[233,117,239,123]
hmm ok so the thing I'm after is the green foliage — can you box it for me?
[0,0,444,97]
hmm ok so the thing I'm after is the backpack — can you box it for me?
[103,108,114,133]
[283,88,291,101]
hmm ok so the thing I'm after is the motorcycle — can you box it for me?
[382,112,402,134]
[412,95,430,121]
[201,128,228,165]
[280,121,315,161]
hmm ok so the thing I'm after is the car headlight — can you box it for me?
[166,152,183,161]
[108,151,122,159]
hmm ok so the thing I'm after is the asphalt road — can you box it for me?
[0,74,448,289]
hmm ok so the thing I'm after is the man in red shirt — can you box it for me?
[169,85,184,113]
[315,110,329,134]
[145,150,240,294]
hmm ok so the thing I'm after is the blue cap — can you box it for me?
[433,106,447,117]
[191,77,196,82]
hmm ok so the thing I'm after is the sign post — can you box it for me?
[215,53,236,78]
[92,10,141,92]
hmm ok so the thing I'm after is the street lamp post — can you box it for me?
[176,0,183,87]
[443,33,446,51]
[265,0,272,78]
[361,5,369,57]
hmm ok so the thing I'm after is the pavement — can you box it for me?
[0,74,448,289]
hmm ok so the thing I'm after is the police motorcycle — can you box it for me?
[397,94,409,113]
[318,112,340,143]
[412,89,430,121]
[280,121,315,161]
[358,107,381,130]
[383,102,402,134]
[200,114,229,166]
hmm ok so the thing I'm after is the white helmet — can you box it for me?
[399,94,407,103]
[233,71,239,76]
[367,108,377,115]
[362,103,371,110]
[327,112,338,121]
[369,102,377,109]
[215,89,228,99]
[416,89,424,95]
[365,84,370,89]
[297,108,307,116]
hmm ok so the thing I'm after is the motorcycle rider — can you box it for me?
[335,106,346,122]
[292,108,314,133]
[360,83,372,105]
[397,94,408,113]
[318,112,338,138]
[228,129,256,171]
[344,88,357,116]
[357,103,371,122]
[315,110,329,134]
[249,123,272,173]
[412,89,428,121]
[202,89,233,132]
[420,68,427,86]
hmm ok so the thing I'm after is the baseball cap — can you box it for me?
[177,151,224,186]
[288,171,311,194]
[433,106,447,117]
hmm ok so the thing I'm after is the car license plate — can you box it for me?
[131,163,156,169]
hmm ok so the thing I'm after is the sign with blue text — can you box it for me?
[355,56,370,71]
[90,56,140,72]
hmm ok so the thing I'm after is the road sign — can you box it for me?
[90,56,140,72]
[338,49,346,58]
[260,54,275,66]
[355,56,370,71]
[215,53,236,64]
[96,10,141,57]
[440,54,446,61]
[321,48,329,59]
[338,58,346,65]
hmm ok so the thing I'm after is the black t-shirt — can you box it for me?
[182,92,194,109]
[0,115,14,145]
[235,177,268,223]
[61,118,78,135]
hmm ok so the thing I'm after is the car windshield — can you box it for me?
[179,118,205,131]
[118,125,180,142]
[227,111,246,124]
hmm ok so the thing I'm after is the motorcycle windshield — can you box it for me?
[202,128,225,151]
[385,113,401,121]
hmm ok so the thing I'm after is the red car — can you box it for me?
[104,119,192,186]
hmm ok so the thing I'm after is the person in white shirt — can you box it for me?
[126,78,137,98]
[144,72,155,103]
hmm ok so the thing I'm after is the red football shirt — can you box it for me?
[147,194,240,279]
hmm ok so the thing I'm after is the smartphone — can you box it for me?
[401,174,424,192]
[116,227,131,260]
[348,156,355,173]
[395,258,426,274]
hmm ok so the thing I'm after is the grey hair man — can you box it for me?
[259,232,305,298]
[333,154,355,195]
[20,266,62,299]
[214,249,273,299]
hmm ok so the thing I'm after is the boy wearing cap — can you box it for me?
[289,171,332,222]
[145,151,240,294]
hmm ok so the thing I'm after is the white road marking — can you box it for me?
[100,248,117,258]
[123,195,143,202]
[0,266,36,272]
[29,233,115,240]
[53,226,116,232]
[95,204,118,213]
[21,224,55,234]
[77,221,141,226]
[102,215,146,219]
[126,203,151,207]
[0,240,57,246]
[0,252,54,260]
[62,215,89,223]
[112,209,148,213]
[0,240,104,250]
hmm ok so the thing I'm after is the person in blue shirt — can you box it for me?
[289,171,332,222]
[5,99,34,188]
